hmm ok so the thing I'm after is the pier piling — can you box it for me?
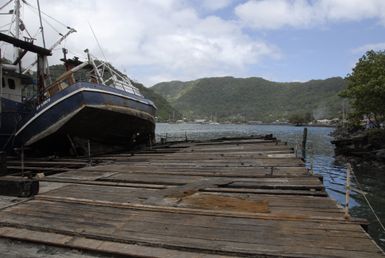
[302,127,308,159]
[0,151,6,176]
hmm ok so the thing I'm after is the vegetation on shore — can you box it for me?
[287,112,314,125]
[340,50,385,128]
[333,50,385,161]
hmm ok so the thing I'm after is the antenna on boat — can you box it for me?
[88,22,108,62]
[86,22,139,93]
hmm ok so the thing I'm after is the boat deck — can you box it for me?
[0,136,383,257]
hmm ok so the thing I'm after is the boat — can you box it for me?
[0,0,156,155]
[0,32,51,153]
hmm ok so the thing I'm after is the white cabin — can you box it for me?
[1,74,23,102]
[1,69,35,103]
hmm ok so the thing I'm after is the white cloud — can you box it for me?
[235,0,385,30]
[200,0,232,11]
[319,0,381,22]
[352,42,385,53]
[235,0,315,29]
[1,0,280,86]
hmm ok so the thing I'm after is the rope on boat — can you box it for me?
[0,0,12,11]
[88,22,108,62]
[349,163,385,232]
[0,10,14,49]
[23,0,69,29]
[24,3,62,35]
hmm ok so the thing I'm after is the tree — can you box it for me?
[288,112,313,125]
[341,50,385,126]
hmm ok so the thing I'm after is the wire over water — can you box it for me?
[349,164,385,233]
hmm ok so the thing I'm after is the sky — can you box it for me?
[1,0,385,86]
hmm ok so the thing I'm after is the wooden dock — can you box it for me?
[0,136,383,257]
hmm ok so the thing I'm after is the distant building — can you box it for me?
[316,119,336,125]
[316,119,331,125]
[194,119,206,124]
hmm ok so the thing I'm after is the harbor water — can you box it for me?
[156,123,385,250]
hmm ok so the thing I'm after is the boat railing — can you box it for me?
[39,60,90,99]
[38,57,143,102]
[85,51,143,97]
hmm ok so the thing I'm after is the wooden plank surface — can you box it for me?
[0,136,383,257]
[0,199,382,257]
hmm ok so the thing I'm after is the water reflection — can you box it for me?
[350,163,385,249]
[156,123,385,249]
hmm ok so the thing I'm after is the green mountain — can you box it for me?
[47,64,180,122]
[151,76,347,122]
[131,81,181,121]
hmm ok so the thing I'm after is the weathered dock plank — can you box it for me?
[0,136,383,257]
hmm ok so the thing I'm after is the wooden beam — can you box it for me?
[0,33,51,56]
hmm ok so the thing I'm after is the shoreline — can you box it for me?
[161,122,336,128]
[331,127,385,162]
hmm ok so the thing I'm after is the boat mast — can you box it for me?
[14,0,21,71]
[22,28,76,74]
[36,0,46,48]
[36,0,52,84]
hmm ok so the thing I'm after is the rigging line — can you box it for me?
[67,49,86,59]
[31,27,40,38]
[0,7,14,48]
[41,16,61,34]
[23,0,68,29]
[88,22,108,62]
[18,1,33,40]
[0,0,12,11]
[0,22,12,29]
[349,164,385,232]
[24,4,61,35]
[21,20,33,39]
[21,0,33,40]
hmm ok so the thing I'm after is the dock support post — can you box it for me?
[148,135,153,150]
[21,145,24,178]
[0,151,6,176]
[302,127,308,159]
[345,163,352,219]
[308,144,314,175]
[309,157,314,175]
[66,134,79,157]
[87,140,91,166]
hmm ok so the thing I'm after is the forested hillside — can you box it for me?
[152,76,346,122]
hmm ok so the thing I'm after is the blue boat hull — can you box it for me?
[15,82,156,154]
[0,98,33,152]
